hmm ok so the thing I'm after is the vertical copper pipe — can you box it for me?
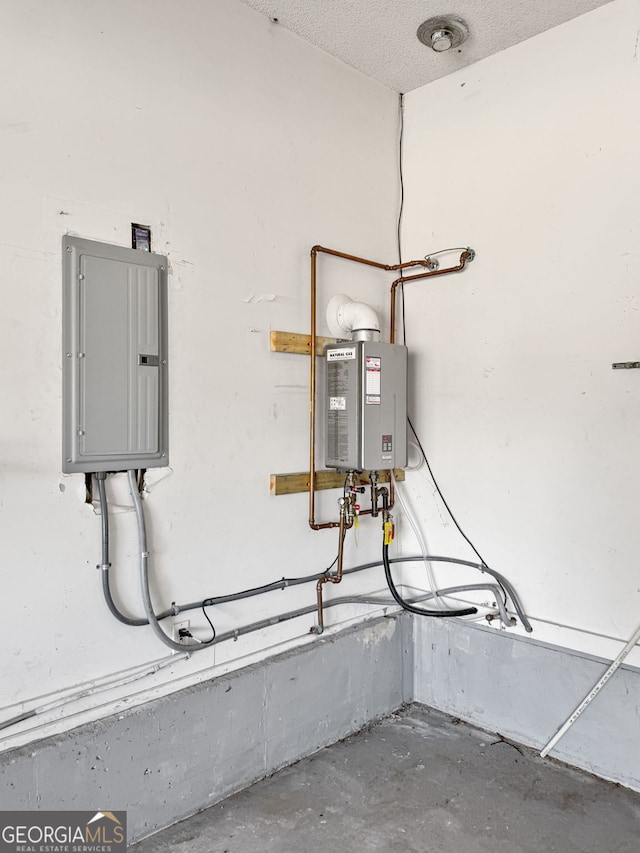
[389,250,471,344]
[309,249,340,529]
[315,509,349,632]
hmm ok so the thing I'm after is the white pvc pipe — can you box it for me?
[341,299,380,333]
[0,652,184,717]
[391,472,443,609]
[0,653,189,740]
[326,294,380,338]
[540,620,640,758]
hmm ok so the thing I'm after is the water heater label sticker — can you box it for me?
[329,396,346,410]
[327,348,356,361]
[365,356,381,403]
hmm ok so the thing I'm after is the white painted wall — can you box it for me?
[0,0,401,747]
[401,0,640,664]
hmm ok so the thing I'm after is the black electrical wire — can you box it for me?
[407,417,488,567]
[202,603,216,643]
[322,552,339,576]
[201,551,340,610]
[397,92,408,346]
[397,92,405,268]
[199,549,341,642]
[393,99,493,580]
[393,95,505,607]
[97,473,518,632]
[395,90,493,602]
[406,419,509,608]
[382,542,477,618]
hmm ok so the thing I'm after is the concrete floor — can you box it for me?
[132,704,640,852]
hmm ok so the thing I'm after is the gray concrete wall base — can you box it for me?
[413,617,640,793]
[3,612,639,848]
[0,614,413,844]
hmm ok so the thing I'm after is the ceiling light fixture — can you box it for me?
[417,16,469,53]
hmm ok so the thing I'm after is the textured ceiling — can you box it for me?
[239,0,613,92]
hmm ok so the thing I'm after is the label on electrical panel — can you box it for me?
[365,356,381,404]
[329,396,346,410]
[327,347,356,361]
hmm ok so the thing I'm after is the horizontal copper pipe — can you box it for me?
[389,250,472,344]
[312,245,432,272]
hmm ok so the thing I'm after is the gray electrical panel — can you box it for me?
[324,340,407,472]
[62,236,169,473]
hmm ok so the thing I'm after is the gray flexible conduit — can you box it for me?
[0,482,533,733]
[0,583,508,734]
[127,470,216,652]
[96,473,531,640]
[96,473,149,627]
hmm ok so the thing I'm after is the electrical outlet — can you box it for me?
[172,619,190,643]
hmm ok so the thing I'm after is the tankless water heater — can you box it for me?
[324,340,407,472]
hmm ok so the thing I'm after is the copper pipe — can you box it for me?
[311,245,432,273]
[309,248,335,529]
[309,246,427,530]
[389,250,471,344]
[314,507,350,632]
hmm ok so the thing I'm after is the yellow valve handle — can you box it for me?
[384,521,394,545]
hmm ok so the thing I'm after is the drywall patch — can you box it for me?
[241,293,277,303]
[361,616,397,647]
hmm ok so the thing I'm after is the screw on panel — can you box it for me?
[66,353,72,357]
[66,247,72,252]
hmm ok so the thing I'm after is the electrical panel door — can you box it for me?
[324,340,407,472]
[62,236,168,473]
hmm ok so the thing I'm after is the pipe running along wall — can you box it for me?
[389,250,473,344]
[309,245,473,529]
[308,245,476,627]
[93,469,528,654]
[313,493,353,634]
[89,245,524,651]
[309,245,433,530]
[2,571,523,737]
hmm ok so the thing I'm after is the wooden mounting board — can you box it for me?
[270,468,405,496]
[270,330,337,355]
